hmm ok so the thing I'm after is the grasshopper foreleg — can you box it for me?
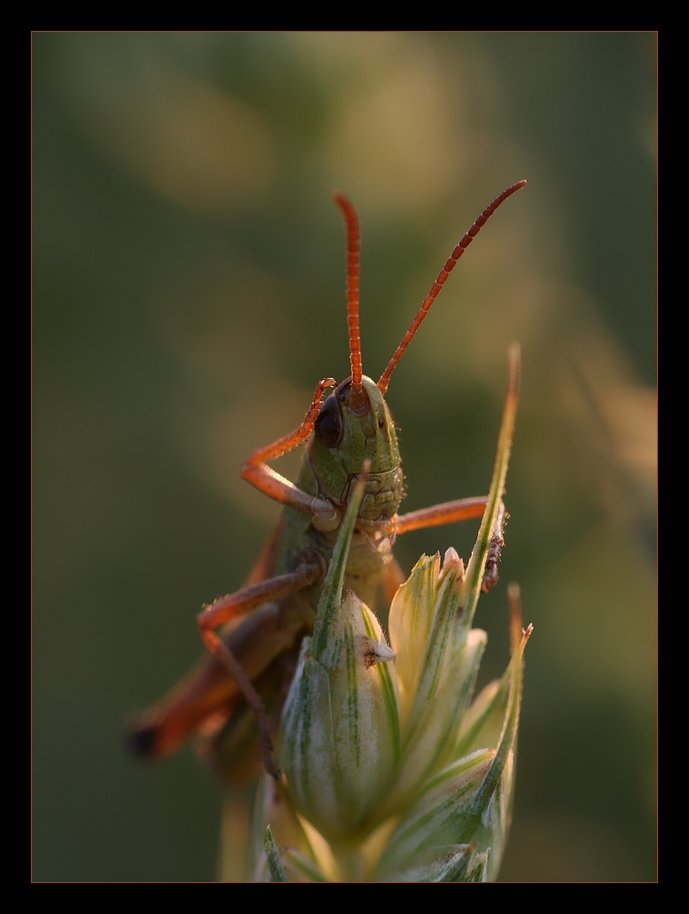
[241,378,340,528]
[394,496,488,534]
[197,561,322,778]
[395,495,507,591]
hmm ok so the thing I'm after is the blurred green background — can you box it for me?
[33,33,656,882]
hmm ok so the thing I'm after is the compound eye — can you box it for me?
[314,394,344,448]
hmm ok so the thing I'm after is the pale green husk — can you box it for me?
[249,346,528,882]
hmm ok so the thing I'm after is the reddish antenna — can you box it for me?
[333,193,365,401]
[377,180,527,395]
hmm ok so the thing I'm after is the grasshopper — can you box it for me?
[128,181,526,779]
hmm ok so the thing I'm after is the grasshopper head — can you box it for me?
[323,183,526,523]
[310,375,403,523]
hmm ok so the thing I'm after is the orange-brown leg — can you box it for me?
[197,560,322,777]
[241,378,339,525]
[394,496,488,534]
[395,495,506,592]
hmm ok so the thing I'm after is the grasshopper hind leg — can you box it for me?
[201,645,301,785]
[197,560,323,778]
[126,561,323,773]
